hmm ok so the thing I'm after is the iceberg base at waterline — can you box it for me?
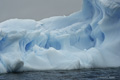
[0,0,120,73]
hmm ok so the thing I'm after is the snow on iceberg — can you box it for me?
[0,0,120,73]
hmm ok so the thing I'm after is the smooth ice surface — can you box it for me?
[0,0,120,73]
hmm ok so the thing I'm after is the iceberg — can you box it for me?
[0,0,120,73]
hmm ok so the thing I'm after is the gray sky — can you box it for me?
[0,0,82,22]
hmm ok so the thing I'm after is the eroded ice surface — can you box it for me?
[0,0,120,73]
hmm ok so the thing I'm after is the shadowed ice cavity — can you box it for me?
[19,32,62,52]
[19,23,104,52]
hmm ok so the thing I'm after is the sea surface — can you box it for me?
[0,68,120,80]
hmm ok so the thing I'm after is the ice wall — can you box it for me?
[0,0,120,73]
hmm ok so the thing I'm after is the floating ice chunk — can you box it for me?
[0,0,120,74]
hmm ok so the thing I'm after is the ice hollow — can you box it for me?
[0,0,120,73]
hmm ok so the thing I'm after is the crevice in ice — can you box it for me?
[45,39,61,50]
[44,35,61,50]
[25,40,33,51]
[0,35,8,51]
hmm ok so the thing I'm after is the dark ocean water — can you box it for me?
[0,68,120,80]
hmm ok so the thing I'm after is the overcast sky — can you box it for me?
[0,0,82,22]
